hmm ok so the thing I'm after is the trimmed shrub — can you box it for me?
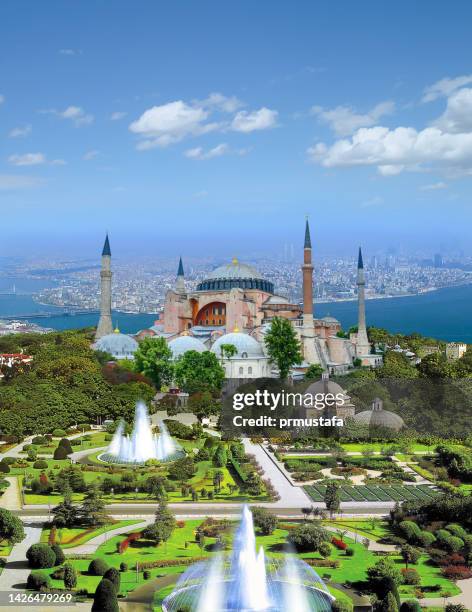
[92,578,119,612]
[63,563,77,589]
[401,568,421,585]
[51,544,65,565]
[88,558,109,576]
[52,429,67,437]
[318,542,331,558]
[119,562,128,572]
[345,547,355,557]
[445,524,468,539]
[1,457,16,465]
[103,567,120,591]
[33,460,48,470]
[0,463,10,473]
[143,570,151,580]
[32,436,47,445]
[418,530,436,546]
[400,602,421,612]
[26,543,56,569]
[53,445,68,460]
[441,565,472,580]
[27,571,50,591]
[331,537,347,551]
[331,601,353,612]
[58,438,73,454]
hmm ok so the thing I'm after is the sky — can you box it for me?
[1,1,472,259]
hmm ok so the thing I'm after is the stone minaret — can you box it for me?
[95,234,113,340]
[356,247,370,356]
[301,219,318,363]
[175,257,185,293]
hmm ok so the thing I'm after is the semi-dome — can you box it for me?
[94,330,138,359]
[321,315,340,324]
[168,335,206,359]
[197,258,274,293]
[211,331,264,359]
[353,398,405,431]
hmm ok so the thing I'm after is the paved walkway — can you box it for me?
[323,525,395,552]
[419,577,472,607]
[65,520,151,555]
[0,522,42,591]
[0,477,21,511]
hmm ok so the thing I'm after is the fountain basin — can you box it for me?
[97,449,185,465]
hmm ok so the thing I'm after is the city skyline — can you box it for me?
[0,2,472,256]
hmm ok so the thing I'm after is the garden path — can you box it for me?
[65,520,151,555]
[0,476,21,511]
[0,521,42,592]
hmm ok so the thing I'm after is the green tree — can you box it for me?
[399,544,421,568]
[188,391,220,422]
[218,343,238,360]
[26,543,56,568]
[0,508,25,544]
[63,563,77,589]
[305,364,324,380]
[143,500,176,546]
[174,351,225,394]
[212,470,224,493]
[324,481,341,518]
[251,507,278,535]
[92,578,119,612]
[380,592,399,612]
[133,337,174,389]
[377,351,418,379]
[264,317,302,380]
[52,489,79,528]
[78,486,110,527]
[288,523,331,552]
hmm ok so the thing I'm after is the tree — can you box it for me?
[143,500,176,546]
[324,481,341,518]
[53,445,68,460]
[63,563,77,589]
[367,557,403,587]
[399,544,421,568]
[167,456,197,481]
[92,578,119,612]
[27,571,51,591]
[378,351,418,379]
[213,470,224,493]
[51,543,65,565]
[0,508,25,544]
[79,486,110,527]
[251,507,278,535]
[133,337,174,389]
[305,364,324,380]
[52,491,79,528]
[380,592,399,612]
[213,445,227,467]
[88,558,109,576]
[174,350,225,394]
[264,317,302,380]
[288,523,331,552]
[26,543,56,568]
[188,391,220,422]
[103,567,120,592]
[219,343,238,360]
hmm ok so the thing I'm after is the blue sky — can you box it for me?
[1,1,472,258]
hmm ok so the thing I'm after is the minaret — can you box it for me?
[95,234,113,340]
[175,257,185,293]
[356,247,370,356]
[300,219,319,364]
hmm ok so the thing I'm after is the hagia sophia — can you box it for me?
[93,221,382,378]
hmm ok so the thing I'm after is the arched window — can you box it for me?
[241,351,248,359]
[239,367,244,375]
[248,366,253,375]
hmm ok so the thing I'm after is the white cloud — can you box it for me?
[433,87,472,133]
[361,196,383,208]
[196,92,244,113]
[41,105,93,126]
[312,101,395,136]
[9,124,32,138]
[422,75,472,102]
[185,143,229,160]
[231,107,278,132]
[83,149,99,160]
[420,181,448,191]
[110,111,127,121]
[129,100,216,149]
[0,174,45,190]
[8,153,46,166]
[59,48,82,56]
[8,153,66,167]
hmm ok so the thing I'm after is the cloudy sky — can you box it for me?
[1,1,472,258]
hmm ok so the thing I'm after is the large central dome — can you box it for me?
[197,258,274,293]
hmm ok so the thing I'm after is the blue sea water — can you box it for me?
[1,284,471,342]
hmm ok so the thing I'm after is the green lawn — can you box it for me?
[321,518,390,541]
[35,519,459,603]
[304,483,440,503]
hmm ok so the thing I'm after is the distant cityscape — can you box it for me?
[1,251,472,316]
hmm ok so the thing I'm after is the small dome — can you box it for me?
[211,331,264,359]
[305,378,347,398]
[321,316,340,324]
[197,258,274,293]
[94,332,138,359]
[168,335,206,359]
[206,259,263,280]
[353,398,405,431]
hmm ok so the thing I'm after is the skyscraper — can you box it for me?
[95,234,113,340]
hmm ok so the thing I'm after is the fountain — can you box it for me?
[162,506,335,611]
[99,401,184,464]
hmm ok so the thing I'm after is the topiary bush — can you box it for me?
[92,578,119,612]
[103,567,120,591]
[143,570,151,580]
[331,600,353,612]
[33,460,48,470]
[52,429,66,437]
[119,562,128,572]
[26,543,56,569]
[0,463,10,473]
[27,571,51,591]
[51,544,65,565]
[446,524,468,540]
[400,602,421,612]
[58,438,73,454]
[1,457,16,465]
[53,445,68,460]
[88,558,109,576]
[32,436,47,445]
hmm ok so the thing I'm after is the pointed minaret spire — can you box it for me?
[355,246,370,357]
[304,218,312,249]
[175,256,186,293]
[358,246,363,270]
[95,234,113,340]
[102,234,111,257]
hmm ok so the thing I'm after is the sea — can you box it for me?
[1,277,472,342]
